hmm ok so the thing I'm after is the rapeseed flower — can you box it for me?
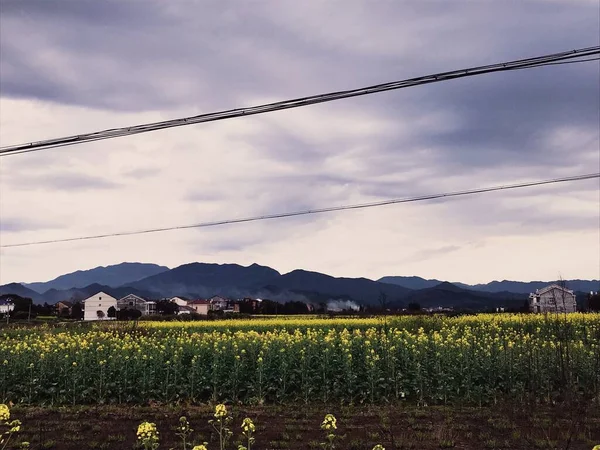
[321,413,337,431]
[214,404,227,418]
[0,403,10,421]
[241,417,255,433]
[137,421,159,450]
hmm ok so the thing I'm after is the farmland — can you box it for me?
[2,313,600,449]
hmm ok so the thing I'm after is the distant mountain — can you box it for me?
[25,262,169,293]
[466,279,600,294]
[378,276,444,290]
[37,283,162,304]
[3,261,597,309]
[380,276,600,295]
[127,264,409,305]
[263,269,410,306]
[0,283,43,303]
[400,282,526,310]
[0,282,162,304]
[127,262,281,298]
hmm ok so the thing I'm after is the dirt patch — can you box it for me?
[7,402,600,450]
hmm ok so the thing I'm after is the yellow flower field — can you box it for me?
[1,314,598,405]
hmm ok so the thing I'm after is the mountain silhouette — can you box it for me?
[25,262,169,293]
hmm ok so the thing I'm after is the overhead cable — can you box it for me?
[2,173,598,248]
[1,46,598,157]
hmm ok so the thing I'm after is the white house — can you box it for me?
[118,294,156,315]
[170,297,189,307]
[0,299,15,315]
[529,284,577,313]
[82,292,118,321]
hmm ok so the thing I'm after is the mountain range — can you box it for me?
[1,262,598,310]
[378,276,600,294]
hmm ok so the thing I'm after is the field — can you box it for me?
[1,313,600,449]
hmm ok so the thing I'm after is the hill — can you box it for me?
[467,279,600,294]
[399,282,526,310]
[3,261,597,309]
[380,276,600,294]
[126,262,281,298]
[25,262,169,293]
[0,282,42,303]
[262,269,410,306]
[378,276,444,290]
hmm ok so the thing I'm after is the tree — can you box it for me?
[71,302,83,320]
[96,310,105,320]
[588,292,600,311]
[116,308,142,320]
[1,294,32,313]
[408,302,421,312]
[107,306,116,318]
[156,300,179,315]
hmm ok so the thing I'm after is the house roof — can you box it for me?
[56,301,73,307]
[82,292,117,302]
[536,284,574,295]
[179,305,195,312]
[188,299,210,305]
[119,294,148,302]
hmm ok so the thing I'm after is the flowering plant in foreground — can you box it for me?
[238,417,255,450]
[176,416,194,450]
[137,421,159,450]
[320,413,338,449]
[0,404,28,450]
[209,404,233,450]
[135,408,385,449]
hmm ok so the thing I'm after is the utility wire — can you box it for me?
[1,46,598,157]
[2,173,597,248]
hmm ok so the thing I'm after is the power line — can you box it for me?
[2,173,597,249]
[1,46,598,157]
[532,57,600,67]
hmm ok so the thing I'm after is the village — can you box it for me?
[55,292,285,321]
[71,283,582,320]
[0,282,586,323]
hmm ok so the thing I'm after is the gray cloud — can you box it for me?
[0,0,598,284]
[6,172,120,191]
[121,167,162,179]
[403,245,463,264]
[0,217,62,233]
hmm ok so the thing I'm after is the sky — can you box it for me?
[0,0,599,285]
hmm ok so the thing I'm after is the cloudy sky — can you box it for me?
[1,0,599,285]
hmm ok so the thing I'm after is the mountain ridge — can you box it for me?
[2,261,598,309]
[379,276,600,294]
[24,262,169,293]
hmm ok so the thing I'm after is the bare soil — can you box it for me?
[7,401,600,450]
